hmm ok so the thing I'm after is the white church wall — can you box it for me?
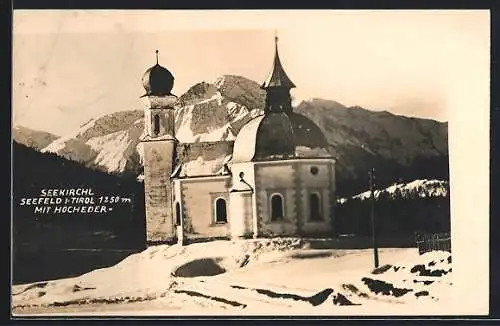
[299,187,332,234]
[229,162,256,189]
[179,176,231,239]
[297,162,331,187]
[229,190,253,238]
[172,179,182,203]
[254,163,298,236]
[296,160,334,234]
[229,162,258,237]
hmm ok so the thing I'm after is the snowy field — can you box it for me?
[12,238,452,316]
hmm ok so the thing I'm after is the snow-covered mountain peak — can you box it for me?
[212,75,266,111]
[30,75,448,196]
[213,75,226,89]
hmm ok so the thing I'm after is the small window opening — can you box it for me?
[310,193,323,221]
[153,114,160,135]
[270,193,284,221]
[215,198,227,223]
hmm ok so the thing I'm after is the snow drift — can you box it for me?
[12,238,452,315]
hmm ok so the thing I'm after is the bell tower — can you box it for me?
[140,50,177,243]
[261,32,296,115]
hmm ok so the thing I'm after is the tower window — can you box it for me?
[214,198,227,223]
[175,202,181,226]
[153,114,160,135]
[270,193,285,221]
[310,166,319,175]
[309,192,323,221]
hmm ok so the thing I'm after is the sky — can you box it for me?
[12,10,490,136]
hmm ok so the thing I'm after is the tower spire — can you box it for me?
[274,30,280,60]
[261,32,295,90]
[261,32,296,114]
[155,50,159,65]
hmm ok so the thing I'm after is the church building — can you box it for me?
[140,35,336,243]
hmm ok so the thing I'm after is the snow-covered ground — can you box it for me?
[12,238,452,316]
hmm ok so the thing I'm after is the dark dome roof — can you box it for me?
[142,63,175,97]
[231,112,330,163]
[288,113,328,148]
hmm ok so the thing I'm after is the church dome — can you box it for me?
[141,51,175,97]
[231,112,329,163]
[288,113,329,149]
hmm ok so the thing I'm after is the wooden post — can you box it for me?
[369,168,379,268]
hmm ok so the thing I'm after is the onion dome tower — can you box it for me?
[141,50,177,140]
[140,50,178,244]
[141,50,175,98]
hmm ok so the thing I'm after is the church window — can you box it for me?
[215,198,227,223]
[175,202,181,226]
[153,114,160,135]
[270,193,285,221]
[309,192,323,221]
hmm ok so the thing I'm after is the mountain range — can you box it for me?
[12,126,59,151]
[13,75,449,196]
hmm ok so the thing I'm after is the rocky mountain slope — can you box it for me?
[295,99,448,181]
[12,126,59,150]
[27,75,447,196]
[40,110,144,173]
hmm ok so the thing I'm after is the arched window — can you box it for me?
[215,198,227,223]
[270,193,284,221]
[175,202,181,226]
[310,193,323,221]
[153,114,160,135]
